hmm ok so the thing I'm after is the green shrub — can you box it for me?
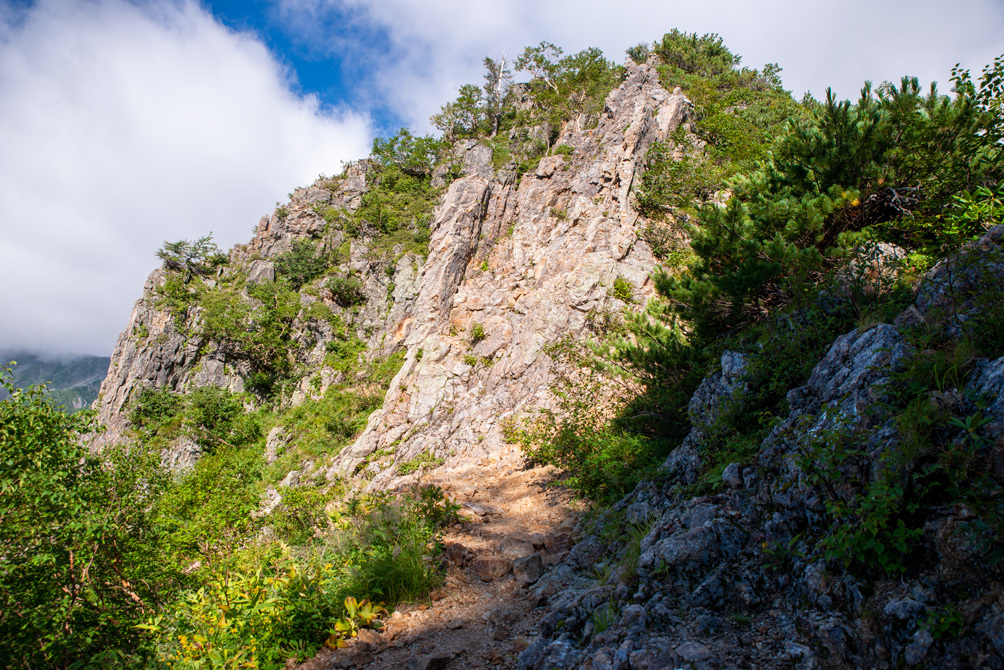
[327,274,367,307]
[275,239,331,290]
[146,487,456,668]
[610,276,633,302]
[658,68,1000,341]
[130,386,183,432]
[470,322,486,345]
[635,31,801,217]
[0,367,170,668]
[397,451,445,475]
[199,279,300,380]
[157,234,227,280]
[512,363,671,504]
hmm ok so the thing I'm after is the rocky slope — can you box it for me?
[514,228,1004,670]
[93,59,687,480]
[89,53,1004,670]
[0,350,110,411]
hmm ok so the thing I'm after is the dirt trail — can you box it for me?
[299,464,582,670]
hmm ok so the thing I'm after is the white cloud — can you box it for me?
[0,0,372,356]
[281,0,1004,129]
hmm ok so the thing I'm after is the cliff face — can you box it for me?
[93,60,687,479]
[332,62,687,485]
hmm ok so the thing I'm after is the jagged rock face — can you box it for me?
[515,229,1004,670]
[93,159,422,448]
[331,61,688,483]
[93,60,687,474]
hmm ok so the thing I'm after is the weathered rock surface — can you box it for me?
[514,231,1004,669]
[93,162,424,450]
[330,60,688,483]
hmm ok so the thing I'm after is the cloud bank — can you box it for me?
[279,0,1004,132]
[0,0,372,356]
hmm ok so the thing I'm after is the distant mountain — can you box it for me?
[0,351,111,412]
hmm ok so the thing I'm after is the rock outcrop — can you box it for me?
[330,61,688,484]
[515,228,1004,670]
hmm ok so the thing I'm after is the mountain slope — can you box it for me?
[0,351,110,411]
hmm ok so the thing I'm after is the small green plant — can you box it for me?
[480,259,490,272]
[552,144,574,156]
[591,601,618,634]
[470,322,486,345]
[550,207,568,220]
[610,275,634,302]
[326,597,387,649]
[397,451,444,475]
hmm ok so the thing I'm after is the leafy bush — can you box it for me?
[350,129,444,257]
[146,488,456,669]
[659,68,1001,341]
[610,276,634,302]
[199,278,300,381]
[0,367,170,668]
[636,31,801,216]
[130,386,183,432]
[326,274,367,307]
[275,239,331,290]
[397,451,444,475]
[511,360,671,504]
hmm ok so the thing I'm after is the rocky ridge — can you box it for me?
[513,228,1004,670]
[87,52,1004,669]
[93,59,688,482]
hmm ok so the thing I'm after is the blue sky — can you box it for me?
[0,0,1002,356]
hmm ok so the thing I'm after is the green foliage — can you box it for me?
[637,31,801,216]
[326,274,367,307]
[157,234,227,280]
[199,278,300,383]
[327,596,387,648]
[324,336,367,373]
[659,67,1002,340]
[274,239,332,290]
[157,442,264,563]
[430,84,486,141]
[512,357,671,504]
[371,128,446,177]
[273,385,381,471]
[514,42,624,145]
[431,39,622,177]
[146,487,454,669]
[130,387,183,437]
[0,366,170,668]
[610,276,634,302]
[349,131,442,257]
[397,451,445,475]
[469,322,486,345]
[182,386,262,452]
[154,270,201,323]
